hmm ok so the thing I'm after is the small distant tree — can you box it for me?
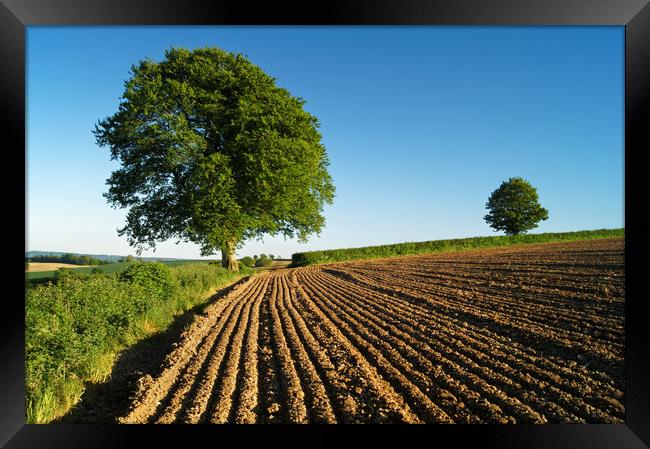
[258,253,267,260]
[254,257,273,268]
[268,254,274,260]
[484,177,549,235]
[253,255,258,260]
[239,256,254,268]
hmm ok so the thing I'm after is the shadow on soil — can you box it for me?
[55,276,252,423]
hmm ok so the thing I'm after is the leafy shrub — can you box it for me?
[25,261,250,423]
[254,257,273,267]
[120,262,178,312]
[54,267,76,281]
[26,274,142,422]
[173,263,225,293]
[239,256,254,268]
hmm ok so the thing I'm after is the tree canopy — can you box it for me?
[484,177,549,235]
[94,47,335,270]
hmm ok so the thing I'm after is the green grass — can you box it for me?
[25,262,252,424]
[291,228,625,267]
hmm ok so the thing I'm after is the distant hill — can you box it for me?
[25,251,211,263]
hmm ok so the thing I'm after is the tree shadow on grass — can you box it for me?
[55,276,251,423]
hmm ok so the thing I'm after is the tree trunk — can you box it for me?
[221,240,239,271]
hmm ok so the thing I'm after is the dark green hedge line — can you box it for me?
[27,254,110,265]
[25,261,251,423]
[291,228,624,267]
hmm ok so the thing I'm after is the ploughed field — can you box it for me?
[121,238,624,424]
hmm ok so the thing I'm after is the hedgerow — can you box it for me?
[25,262,251,423]
[291,229,624,266]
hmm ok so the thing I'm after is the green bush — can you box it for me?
[26,274,142,422]
[291,228,625,266]
[54,267,76,281]
[254,257,273,267]
[171,263,240,308]
[120,262,178,312]
[25,262,250,423]
[239,256,254,268]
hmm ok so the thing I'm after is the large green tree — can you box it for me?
[484,177,549,235]
[94,47,335,270]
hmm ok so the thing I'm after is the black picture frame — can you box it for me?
[3,0,648,447]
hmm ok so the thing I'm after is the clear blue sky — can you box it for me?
[27,26,624,259]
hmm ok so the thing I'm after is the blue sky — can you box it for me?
[27,26,624,259]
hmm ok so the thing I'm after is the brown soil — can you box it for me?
[108,238,625,423]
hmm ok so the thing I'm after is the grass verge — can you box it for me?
[291,228,624,266]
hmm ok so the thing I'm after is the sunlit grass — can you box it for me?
[25,263,253,423]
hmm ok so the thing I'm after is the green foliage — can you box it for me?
[484,177,549,235]
[239,256,254,268]
[93,47,335,267]
[169,263,251,309]
[54,267,76,281]
[27,253,110,266]
[253,253,273,267]
[26,274,143,422]
[26,262,249,423]
[253,255,258,260]
[291,229,624,266]
[121,262,178,307]
[254,257,273,267]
